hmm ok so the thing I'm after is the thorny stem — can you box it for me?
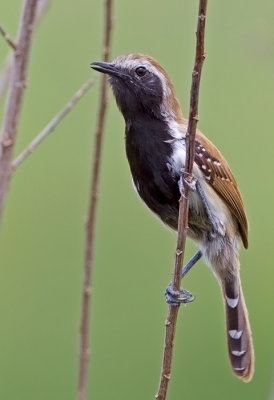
[77,1,113,400]
[155,1,208,399]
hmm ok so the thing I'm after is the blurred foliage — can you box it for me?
[0,1,273,399]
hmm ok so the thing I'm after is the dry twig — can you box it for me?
[0,61,10,102]
[0,0,39,225]
[0,61,11,102]
[0,25,17,50]
[12,77,95,170]
[0,0,51,103]
[77,1,113,399]
[155,1,208,399]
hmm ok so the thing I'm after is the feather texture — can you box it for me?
[222,276,254,382]
[91,52,254,382]
[195,130,249,248]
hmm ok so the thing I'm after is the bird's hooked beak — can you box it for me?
[91,61,122,78]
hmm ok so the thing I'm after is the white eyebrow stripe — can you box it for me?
[229,330,243,339]
[114,56,167,87]
[225,295,239,308]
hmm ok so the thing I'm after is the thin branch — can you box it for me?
[36,0,51,19]
[0,25,17,50]
[11,77,95,170]
[77,1,113,400]
[0,0,51,103]
[0,60,10,102]
[155,1,208,400]
[0,0,39,226]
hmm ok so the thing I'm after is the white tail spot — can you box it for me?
[225,295,239,308]
[234,367,245,371]
[229,330,243,339]
[231,350,246,357]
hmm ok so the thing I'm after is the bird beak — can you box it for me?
[91,61,121,77]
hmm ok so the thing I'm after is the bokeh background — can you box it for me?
[0,1,273,399]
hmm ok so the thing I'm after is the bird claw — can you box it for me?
[179,175,197,195]
[165,283,195,306]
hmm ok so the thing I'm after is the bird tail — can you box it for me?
[221,275,254,382]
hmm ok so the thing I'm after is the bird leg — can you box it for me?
[182,249,202,277]
[165,250,202,305]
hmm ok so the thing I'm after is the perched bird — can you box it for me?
[91,53,254,382]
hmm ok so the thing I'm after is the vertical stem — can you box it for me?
[155,1,208,399]
[77,1,113,399]
[0,0,39,225]
[0,0,51,104]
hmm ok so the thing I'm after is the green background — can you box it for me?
[0,1,273,399]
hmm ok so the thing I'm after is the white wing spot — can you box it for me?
[213,160,221,166]
[201,165,207,170]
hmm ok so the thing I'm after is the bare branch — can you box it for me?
[0,0,39,225]
[11,77,95,170]
[77,1,114,400]
[0,0,51,104]
[0,60,10,102]
[0,25,17,50]
[36,0,51,19]
[155,1,208,399]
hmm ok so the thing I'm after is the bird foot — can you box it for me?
[165,283,195,306]
[179,174,197,195]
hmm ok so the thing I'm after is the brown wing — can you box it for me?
[195,131,249,248]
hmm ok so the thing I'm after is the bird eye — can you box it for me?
[135,66,147,77]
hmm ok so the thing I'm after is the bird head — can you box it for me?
[91,53,184,122]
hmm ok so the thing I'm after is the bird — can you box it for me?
[91,53,254,382]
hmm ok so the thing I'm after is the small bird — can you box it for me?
[91,53,254,382]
